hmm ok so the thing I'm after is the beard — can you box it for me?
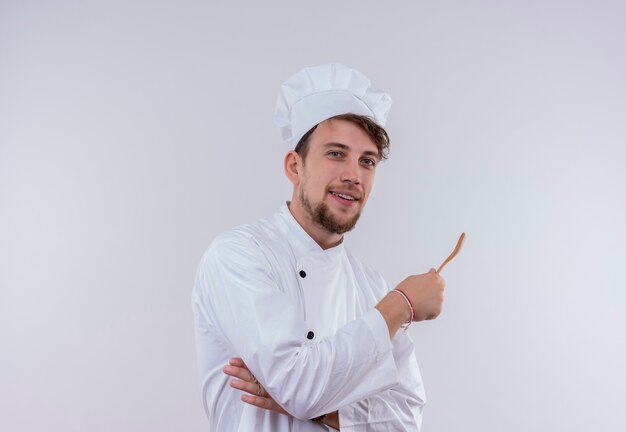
[299,188,361,235]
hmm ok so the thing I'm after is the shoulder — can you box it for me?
[193,220,280,301]
[201,223,266,267]
[199,213,286,268]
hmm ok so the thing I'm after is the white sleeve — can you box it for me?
[338,330,426,431]
[194,234,400,421]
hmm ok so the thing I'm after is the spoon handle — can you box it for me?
[437,232,466,274]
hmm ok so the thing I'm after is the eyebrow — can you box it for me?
[323,142,381,160]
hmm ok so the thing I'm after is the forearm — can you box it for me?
[375,292,411,339]
[249,309,397,420]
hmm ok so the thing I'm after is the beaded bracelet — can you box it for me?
[390,289,414,330]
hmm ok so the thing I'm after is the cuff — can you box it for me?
[361,308,394,361]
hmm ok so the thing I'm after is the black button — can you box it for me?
[307,331,314,340]
[299,270,306,278]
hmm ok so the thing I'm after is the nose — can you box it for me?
[340,159,361,185]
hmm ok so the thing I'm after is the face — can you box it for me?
[292,118,380,235]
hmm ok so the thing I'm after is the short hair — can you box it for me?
[294,113,391,162]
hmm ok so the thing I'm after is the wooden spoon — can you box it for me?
[437,232,466,274]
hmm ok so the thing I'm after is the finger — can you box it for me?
[229,378,261,396]
[223,365,255,382]
[227,358,256,382]
[228,357,246,367]
[241,394,270,408]
[241,394,287,415]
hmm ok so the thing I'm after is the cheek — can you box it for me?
[363,171,376,191]
[304,170,328,190]
[300,174,326,197]
[361,182,376,203]
[315,179,330,196]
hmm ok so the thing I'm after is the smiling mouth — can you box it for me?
[330,191,359,201]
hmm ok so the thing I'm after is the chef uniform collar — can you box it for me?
[277,202,345,261]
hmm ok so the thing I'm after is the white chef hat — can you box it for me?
[274,63,392,147]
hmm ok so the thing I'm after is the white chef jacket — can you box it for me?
[192,204,426,431]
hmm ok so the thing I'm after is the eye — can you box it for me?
[361,158,376,167]
[327,151,343,158]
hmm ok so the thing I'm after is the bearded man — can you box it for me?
[192,63,445,431]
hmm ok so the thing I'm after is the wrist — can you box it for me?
[375,292,411,338]
[313,410,339,430]
[312,413,327,424]
[321,411,339,430]
[391,288,414,322]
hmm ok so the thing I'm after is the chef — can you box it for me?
[192,63,445,431]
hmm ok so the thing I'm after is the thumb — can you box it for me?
[429,267,437,273]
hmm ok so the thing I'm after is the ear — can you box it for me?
[284,150,302,186]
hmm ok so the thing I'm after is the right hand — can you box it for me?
[224,358,290,416]
[396,268,445,321]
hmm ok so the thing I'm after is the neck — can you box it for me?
[287,201,343,250]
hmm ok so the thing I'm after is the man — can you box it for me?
[192,63,445,431]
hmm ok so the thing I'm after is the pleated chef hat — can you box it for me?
[274,63,392,147]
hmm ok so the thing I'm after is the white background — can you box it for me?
[1,1,625,431]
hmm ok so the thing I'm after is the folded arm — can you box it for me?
[224,320,425,430]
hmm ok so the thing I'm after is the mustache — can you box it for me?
[326,184,362,195]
